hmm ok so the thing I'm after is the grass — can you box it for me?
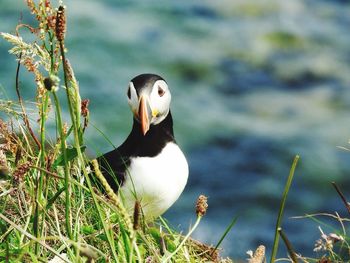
[1,1,350,263]
[0,1,233,262]
[270,155,299,263]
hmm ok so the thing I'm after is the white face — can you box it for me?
[127,79,171,126]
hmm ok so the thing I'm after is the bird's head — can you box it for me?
[127,74,171,135]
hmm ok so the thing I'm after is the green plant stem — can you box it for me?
[59,37,119,262]
[58,39,84,250]
[33,190,40,255]
[270,155,299,263]
[44,30,56,205]
[39,90,50,237]
[33,90,50,255]
[39,91,49,170]
[58,41,81,147]
[211,215,238,257]
[52,91,72,240]
[159,216,175,236]
[38,92,49,194]
[48,31,55,72]
[163,215,202,262]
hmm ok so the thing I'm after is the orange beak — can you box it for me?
[138,96,151,135]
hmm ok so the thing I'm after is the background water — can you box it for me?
[1,0,350,260]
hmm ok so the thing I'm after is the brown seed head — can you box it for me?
[81,99,90,118]
[318,257,332,263]
[13,162,31,183]
[0,120,17,155]
[0,150,9,178]
[23,57,37,72]
[64,59,74,81]
[133,200,141,230]
[26,0,37,15]
[47,15,57,31]
[196,194,208,217]
[45,0,52,10]
[56,5,66,42]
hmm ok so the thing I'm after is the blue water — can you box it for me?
[1,0,350,260]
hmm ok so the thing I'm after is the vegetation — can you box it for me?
[0,1,230,262]
[1,1,350,263]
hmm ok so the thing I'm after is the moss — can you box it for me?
[168,60,212,82]
[264,31,304,49]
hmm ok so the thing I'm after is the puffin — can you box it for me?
[96,74,189,220]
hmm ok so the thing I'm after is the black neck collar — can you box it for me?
[118,111,175,157]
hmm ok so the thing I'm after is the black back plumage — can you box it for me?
[96,111,175,192]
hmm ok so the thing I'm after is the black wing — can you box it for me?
[95,148,130,193]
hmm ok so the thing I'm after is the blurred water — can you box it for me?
[1,0,350,260]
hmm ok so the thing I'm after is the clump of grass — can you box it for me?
[247,156,350,263]
[0,1,232,262]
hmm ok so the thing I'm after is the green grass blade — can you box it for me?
[46,187,65,209]
[0,213,69,263]
[158,216,175,236]
[90,122,117,149]
[163,215,203,262]
[211,215,238,256]
[270,155,299,263]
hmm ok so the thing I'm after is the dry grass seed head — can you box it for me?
[133,200,141,230]
[0,119,19,155]
[81,99,89,118]
[196,194,208,217]
[56,6,66,42]
[13,162,31,183]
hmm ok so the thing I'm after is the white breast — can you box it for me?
[119,142,189,220]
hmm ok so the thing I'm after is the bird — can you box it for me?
[95,73,189,220]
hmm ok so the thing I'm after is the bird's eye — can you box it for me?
[127,86,131,99]
[158,86,165,97]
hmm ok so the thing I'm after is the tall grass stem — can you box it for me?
[52,91,72,240]
[211,216,238,257]
[270,155,299,263]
